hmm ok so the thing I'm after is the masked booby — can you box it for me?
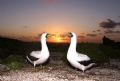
[67,32,95,72]
[26,32,50,67]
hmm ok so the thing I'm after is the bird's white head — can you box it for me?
[67,32,76,38]
[41,32,48,39]
[41,32,53,40]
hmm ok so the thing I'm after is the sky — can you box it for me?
[0,0,120,43]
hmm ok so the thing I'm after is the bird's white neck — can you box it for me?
[41,37,48,52]
[68,36,77,52]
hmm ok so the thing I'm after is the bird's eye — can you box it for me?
[70,33,73,37]
[46,34,48,38]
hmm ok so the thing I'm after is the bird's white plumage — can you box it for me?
[26,32,49,67]
[67,32,95,72]
[77,52,90,62]
[30,51,41,58]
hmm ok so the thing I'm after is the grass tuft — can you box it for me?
[2,55,25,69]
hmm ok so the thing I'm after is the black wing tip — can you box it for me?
[79,60,94,66]
[27,54,39,61]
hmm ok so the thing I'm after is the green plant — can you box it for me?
[6,61,23,69]
[2,55,25,69]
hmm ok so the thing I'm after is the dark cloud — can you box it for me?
[104,30,120,34]
[86,34,97,37]
[99,19,120,29]
[93,29,101,32]
[97,29,101,32]
[105,34,114,37]
[78,35,85,38]
[98,33,103,35]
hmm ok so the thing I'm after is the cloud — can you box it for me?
[98,33,103,35]
[86,34,97,37]
[97,29,101,32]
[104,30,120,34]
[78,35,85,38]
[99,18,120,29]
[93,29,101,32]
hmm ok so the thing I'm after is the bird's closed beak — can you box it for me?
[46,34,54,38]
[67,32,73,37]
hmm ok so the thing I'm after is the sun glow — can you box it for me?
[52,34,62,43]
[47,33,69,43]
[55,36,61,42]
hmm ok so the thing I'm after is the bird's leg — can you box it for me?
[33,63,36,68]
[83,70,85,73]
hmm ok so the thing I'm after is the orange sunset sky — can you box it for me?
[0,0,120,43]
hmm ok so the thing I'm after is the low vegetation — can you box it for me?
[0,37,120,69]
[2,55,25,69]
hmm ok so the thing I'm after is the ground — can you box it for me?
[0,52,120,81]
[0,63,120,81]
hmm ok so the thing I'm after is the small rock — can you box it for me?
[94,71,100,75]
[0,64,10,72]
[48,67,52,71]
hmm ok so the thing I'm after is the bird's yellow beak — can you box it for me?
[46,34,54,38]
[67,32,73,37]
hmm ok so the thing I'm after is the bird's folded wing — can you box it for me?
[77,53,90,61]
[78,60,93,66]
[30,51,41,58]
[27,54,39,61]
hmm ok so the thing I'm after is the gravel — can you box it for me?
[0,52,120,81]
[0,62,120,81]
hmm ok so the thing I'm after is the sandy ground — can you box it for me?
[0,52,120,81]
[0,62,120,81]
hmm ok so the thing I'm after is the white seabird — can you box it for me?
[26,32,50,67]
[67,32,95,72]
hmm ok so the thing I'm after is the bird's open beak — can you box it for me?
[46,34,54,38]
